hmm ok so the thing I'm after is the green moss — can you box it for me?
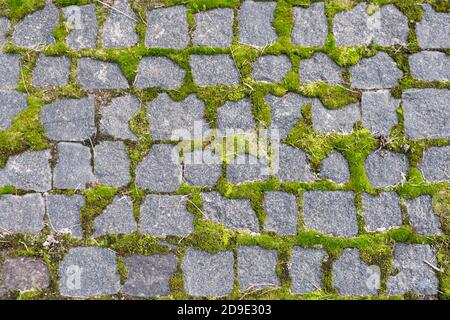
[0,0,45,20]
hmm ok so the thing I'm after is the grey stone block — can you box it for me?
[418,146,450,182]
[252,55,291,83]
[227,154,269,184]
[406,195,442,236]
[0,17,10,45]
[217,98,255,132]
[93,196,137,237]
[274,144,315,182]
[77,58,129,89]
[362,192,402,232]
[94,141,131,187]
[2,257,49,290]
[190,54,240,86]
[102,0,139,48]
[32,55,71,87]
[409,51,450,81]
[373,4,409,46]
[0,91,28,130]
[134,57,185,89]
[416,4,450,49]
[311,100,360,134]
[292,2,328,47]
[333,3,371,47]
[263,191,298,236]
[183,149,222,187]
[46,194,84,237]
[0,194,45,234]
[299,52,343,84]
[63,4,98,49]
[238,0,277,47]
[290,247,326,294]
[0,54,20,89]
[364,150,409,187]
[361,90,399,135]
[193,8,234,47]
[319,149,350,184]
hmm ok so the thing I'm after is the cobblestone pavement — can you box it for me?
[0,0,448,300]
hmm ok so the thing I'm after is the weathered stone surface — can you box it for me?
[93,196,137,237]
[290,247,326,294]
[419,146,450,183]
[362,192,402,232]
[0,17,10,45]
[333,249,379,296]
[190,54,240,86]
[252,55,291,83]
[402,89,450,140]
[311,100,360,134]
[148,93,209,140]
[94,141,131,187]
[102,0,139,48]
[0,194,45,234]
[217,98,255,132]
[41,96,96,141]
[333,3,371,47]
[303,191,358,238]
[193,8,234,47]
[292,2,328,47]
[263,191,298,236]
[32,55,71,87]
[364,150,409,187]
[123,254,177,297]
[99,94,140,141]
[182,248,234,297]
[373,4,409,46]
[2,257,49,290]
[274,144,315,182]
[361,90,399,135]
[53,142,95,190]
[183,149,222,187]
[77,58,129,89]
[350,52,402,89]
[409,51,450,82]
[134,57,185,89]
[416,4,450,49]
[387,244,439,295]
[299,53,343,84]
[63,4,98,49]
[0,91,28,130]
[319,149,350,184]
[140,195,194,237]
[227,154,269,184]
[202,192,259,233]
[238,246,280,291]
[406,195,442,236]
[135,144,182,192]
[46,194,84,237]
[238,0,277,47]
[59,247,120,297]
[0,54,20,89]
[0,149,51,192]
[145,5,188,49]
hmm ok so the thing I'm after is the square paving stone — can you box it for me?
[406,195,442,236]
[361,90,399,135]
[190,54,240,86]
[238,0,277,47]
[332,3,372,47]
[364,150,409,187]
[102,0,139,48]
[362,192,402,232]
[0,91,27,130]
[77,58,129,89]
[32,55,71,87]
[46,194,84,237]
[59,247,120,297]
[93,196,137,237]
[134,57,185,89]
[299,53,343,84]
[290,247,326,294]
[123,254,177,297]
[373,4,409,46]
[252,55,291,83]
[409,51,450,82]
[182,248,234,297]
[263,191,298,236]
[183,149,222,187]
[217,98,255,133]
[193,8,234,47]
[94,141,131,187]
[145,6,188,49]
[311,100,360,134]
[0,17,10,45]
[0,194,45,234]
[2,257,49,291]
[418,146,450,183]
[303,191,358,238]
[319,149,350,184]
[292,2,328,47]
[227,154,269,184]
[274,144,315,182]
[140,195,194,237]
[0,54,20,89]
[416,4,450,49]
[63,4,98,49]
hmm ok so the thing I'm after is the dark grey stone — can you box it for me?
[299,52,343,84]
[0,17,10,45]
[190,54,240,86]
[292,2,328,47]
[227,154,269,184]
[94,141,131,187]
[362,192,402,232]
[319,149,350,184]
[364,150,409,187]
[373,4,409,46]
[419,146,450,183]
[93,196,137,237]
[0,91,28,130]
[217,98,255,132]
[183,149,222,187]
[416,4,450,49]
[0,54,20,89]
[263,191,298,236]
[252,55,291,83]
[361,90,399,135]
[134,57,185,89]
[311,100,360,134]
[333,3,371,47]
[77,58,129,89]
[274,144,315,182]
[63,4,98,49]
[238,0,277,47]
[406,195,442,236]
[409,51,450,81]
[46,194,84,237]
[193,8,234,47]
[290,247,326,294]
[0,194,45,234]
[102,0,139,48]
[2,257,49,290]
[32,55,71,87]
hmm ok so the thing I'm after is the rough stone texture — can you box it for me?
[299,53,343,84]
[102,0,139,48]
[0,17,10,46]
[252,55,291,83]
[123,254,177,297]
[135,144,182,192]
[41,96,96,141]
[94,141,131,187]
[93,196,137,237]
[350,52,402,89]
[238,246,280,291]
[77,58,129,89]
[238,0,277,47]
[303,191,358,238]
[183,149,222,187]
[290,247,326,294]
[409,51,450,82]
[227,154,269,184]
[202,192,259,233]
[263,191,298,236]
[0,149,52,192]
[333,3,372,47]
[2,257,49,290]
[292,2,328,47]
[59,247,120,297]
[311,100,360,134]
[53,142,95,190]
[134,57,185,89]
[373,4,409,46]
[32,55,71,87]
[0,91,28,130]
[182,248,234,297]
[362,192,402,232]
[99,94,140,140]
[217,98,255,132]
[319,149,350,184]
[148,93,209,140]
[333,249,379,296]
[0,194,45,234]
[145,5,188,49]
[46,194,84,237]
[0,54,20,89]
[361,90,399,135]
[406,195,442,236]
[402,89,450,140]
[416,4,450,49]
[274,144,315,182]
[63,4,98,49]
[387,244,439,295]
[190,54,240,86]
[140,195,194,237]
[193,8,234,47]
[364,150,409,187]
[418,146,450,183]
[12,3,58,49]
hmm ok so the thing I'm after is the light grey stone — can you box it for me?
[252,55,291,83]
[145,5,188,49]
[362,192,402,232]
[190,54,240,86]
[416,4,450,49]
[263,191,298,236]
[0,194,45,234]
[94,141,131,187]
[63,4,98,49]
[238,0,277,47]
[0,17,10,45]
[290,247,326,294]
[59,247,120,297]
[319,149,350,184]
[2,257,49,290]
[102,0,139,48]
[0,91,28,130]
[217,98,255,132]
[0,54,20,89]
[292,2,328,47]
[183,149,222,187]
[409,51,450,82]
[193,8,234,47]
[32,55,71,87]
[93,196,137,237]
[303,191,358,238]
[182,248,234,297]
[373,4,409,46]
[406,195,442,236]
[274,144,315,182]
[333,3,372,47]
[46,194,84,237]
[311,100,360,134]
[361,90,399,135]
[77,58,129,89]
[140,195,194,237]
[364,150,409,187]
[227,154,269,184]
[419,146,450,182]
[134,57,185,89]
[299,52,343,84]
